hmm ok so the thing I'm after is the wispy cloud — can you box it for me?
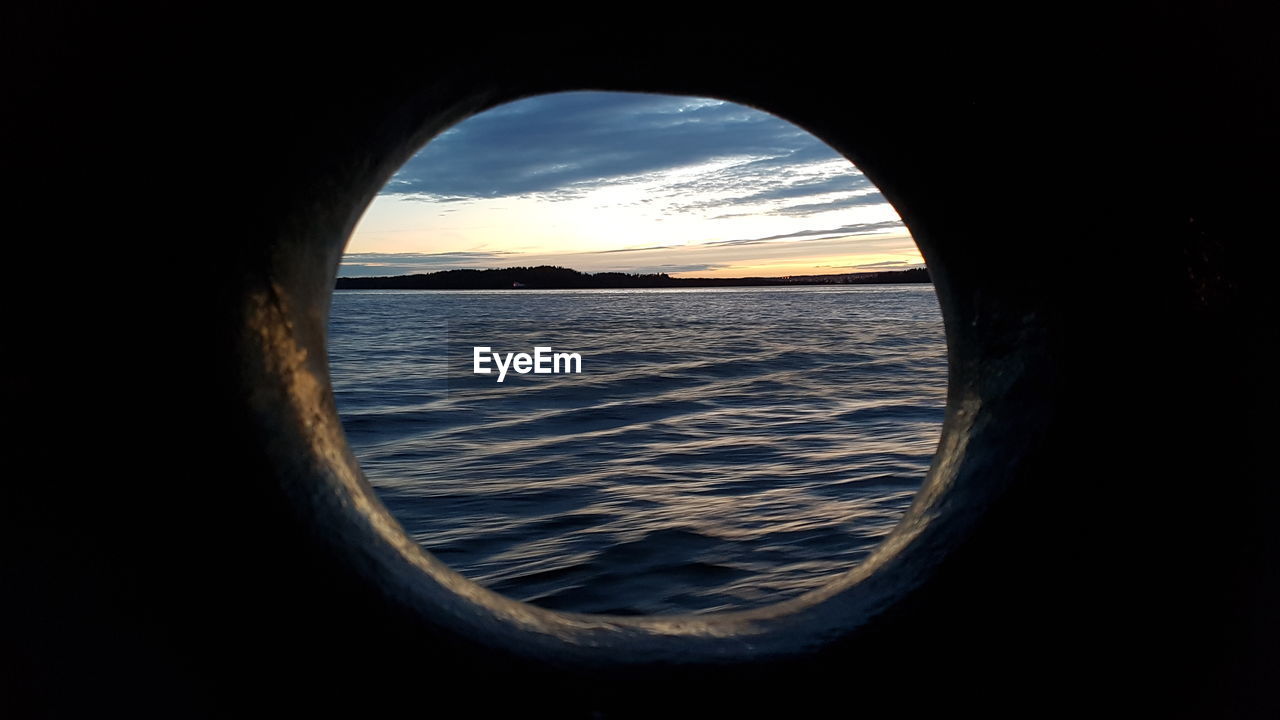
[848,260,913,268]
[382,92,894,219]
[767,192,888,216]
[706,220,906,247]
[348,91,913,274]
[340,229,918,278]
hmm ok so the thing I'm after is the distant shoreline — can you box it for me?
[336,265,929,290]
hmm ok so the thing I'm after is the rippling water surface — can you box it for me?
[327,285,946,615]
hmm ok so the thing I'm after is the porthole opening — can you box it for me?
[327,91,945,615]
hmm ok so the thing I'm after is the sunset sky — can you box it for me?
[341,91,920,279]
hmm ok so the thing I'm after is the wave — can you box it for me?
[329,284,946,614]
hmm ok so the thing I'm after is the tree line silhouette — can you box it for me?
[335,265,930,290]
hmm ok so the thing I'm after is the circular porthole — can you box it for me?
[327,91,947,617]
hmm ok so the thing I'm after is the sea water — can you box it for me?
[327,284,946,615]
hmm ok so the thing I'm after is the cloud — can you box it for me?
[609,263,730,274]
[590,245,686,255]
[705,220,907,247]
[727,174,872,203]
[848,260,911,268]
[383,93,804,198]
[339,227,918,278]
[767,192,889,216]
[336,249,731,277]
[339,251,515,275]
[378,91,891,218]
[583,220,905,256]
[342,251,515,264]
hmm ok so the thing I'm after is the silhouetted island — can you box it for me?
[336,265,929,290]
